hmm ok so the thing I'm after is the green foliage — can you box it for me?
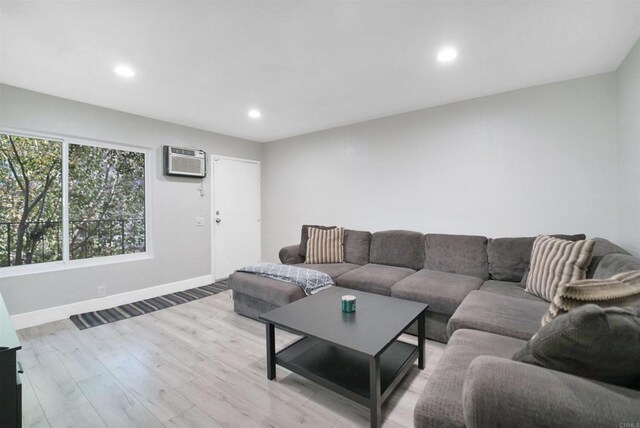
[68,144,145,259]
[0,134,62,265]
[0,133,146,267]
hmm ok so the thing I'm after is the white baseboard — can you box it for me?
[10,274,214,330]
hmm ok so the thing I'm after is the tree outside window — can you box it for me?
[0,132,147,268]
[68,144,145,260]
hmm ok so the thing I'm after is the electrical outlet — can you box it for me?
[97,286,106,298]
[196,216,205,226]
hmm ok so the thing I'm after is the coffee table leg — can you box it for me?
[369,356,381,428]
[418,310,425,370]
[266,322,276,380]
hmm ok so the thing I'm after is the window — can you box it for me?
[68,144,146,260]
[0,132,147,269]
[0,134,63,266]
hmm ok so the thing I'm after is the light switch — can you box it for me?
[196,216,205,226]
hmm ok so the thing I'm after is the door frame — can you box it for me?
[210,154,261,281]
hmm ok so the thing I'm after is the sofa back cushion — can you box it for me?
[424,234,489,279]
[487,237,535,282]
[489,234,586,282]
[588,238,631,278]
[593,253,640,279]
[344,229,372,265]
[369,230,425,270]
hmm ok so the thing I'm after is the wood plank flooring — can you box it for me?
[17,290,444,427]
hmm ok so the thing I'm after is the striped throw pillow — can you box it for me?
[543,270,640,325]
[525,235,595,302]
[305,227,344,264]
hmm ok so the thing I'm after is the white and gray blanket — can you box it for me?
[237,263,333,295]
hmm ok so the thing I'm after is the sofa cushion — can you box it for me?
[391,269,483,316]
[479,280,548,303]
[424,234,489,279]
[414,329,525,428]
[305,227,344,264]
[343,229,372,265]
[525,236,595,301]
[298,224,336,257]
[228,272,305,307]
[513,305,640,389]
[447,291,548,341]
[337,263,415,296]
[369,230,425,271]
[588,237,630,278]
[592,253,640,279]
[294,262,360,280]
[487,237,535,282]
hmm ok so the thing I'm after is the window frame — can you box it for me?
[0,128,153,278]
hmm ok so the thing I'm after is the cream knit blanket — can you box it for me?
[543,270,640,325]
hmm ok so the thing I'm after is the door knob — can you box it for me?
[215,218,222,224]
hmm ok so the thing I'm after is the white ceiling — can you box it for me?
[1,1,639,143]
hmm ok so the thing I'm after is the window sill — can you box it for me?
[0,252,153,278]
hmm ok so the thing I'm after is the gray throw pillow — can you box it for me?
[512,304,640,389]
[298,225,336,257]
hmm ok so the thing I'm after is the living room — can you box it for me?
[1,1,639,427]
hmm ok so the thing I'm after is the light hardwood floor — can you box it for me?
[17,290,444,428]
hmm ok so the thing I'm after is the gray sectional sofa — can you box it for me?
[230,229,632,342]
[228,228,640,426]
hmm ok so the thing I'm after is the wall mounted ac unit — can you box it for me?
[163,146,206,178]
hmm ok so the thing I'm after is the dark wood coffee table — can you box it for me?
[259,286,428,428]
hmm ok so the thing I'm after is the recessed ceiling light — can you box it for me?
[437,47,458,63]
[114,64,135,78]
[248,109,261,119]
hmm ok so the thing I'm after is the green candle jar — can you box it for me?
[341,295,356,313]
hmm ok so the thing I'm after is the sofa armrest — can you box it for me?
[463,356,640,428]
[279,245,303,264]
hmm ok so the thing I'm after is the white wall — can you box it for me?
[618,38,640,256]
[262,73,619,261]
[0,84,262,315]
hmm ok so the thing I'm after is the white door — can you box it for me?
[212,156,261,280]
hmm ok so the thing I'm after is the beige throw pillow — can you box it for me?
[543,270,640,325]
[305,227,344,264]
[525,235,594,301]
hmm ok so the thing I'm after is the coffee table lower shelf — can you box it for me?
[276,336,419,408]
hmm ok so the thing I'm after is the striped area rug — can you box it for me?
[70,280,229,330]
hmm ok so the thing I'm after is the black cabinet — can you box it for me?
[0,292,21,428]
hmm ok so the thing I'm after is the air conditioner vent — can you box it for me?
[164,146,206,178]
